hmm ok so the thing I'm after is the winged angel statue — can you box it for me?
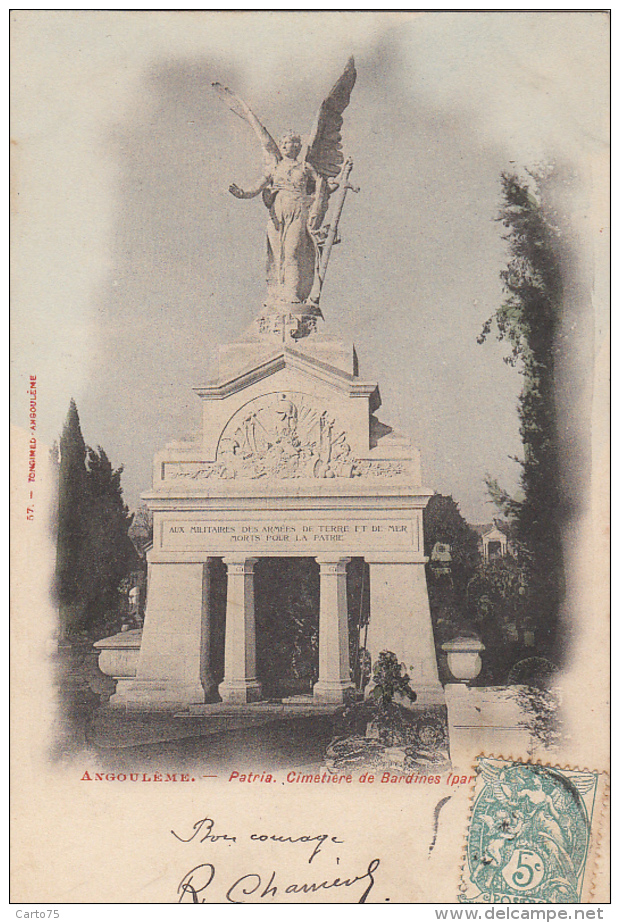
[213,58,357,311]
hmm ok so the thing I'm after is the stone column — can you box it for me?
[365,555,444,705]
[114,560,207,707]
[218,556,262,704]
[313,556,355,704]
[200,558,219,701]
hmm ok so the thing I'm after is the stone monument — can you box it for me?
[110,58,444,709]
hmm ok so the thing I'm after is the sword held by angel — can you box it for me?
[213,57,358,313]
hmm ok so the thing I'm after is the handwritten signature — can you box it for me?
[177,858,381,904]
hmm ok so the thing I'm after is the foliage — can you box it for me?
[55,401,137,640]
[128,503,153,556]
[483,477,522,521]
[55,399,88,637]
[467,555,529,635]
[370,651,417,710]
[515,685,562,755]
[254,558,320,698]
[465,555,533,683]
[423,494,482,680]
[330,654,450,761]
[507,656,559,687]
[80,446,138,637]
[478,172,565,655]
[331,651,421,752]
[424,494,481,595]
[510,656,562,752]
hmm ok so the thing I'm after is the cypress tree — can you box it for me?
[479,172,564,655]
[55,401,138,640]
[55,399,88,637]
[80,447,137,637]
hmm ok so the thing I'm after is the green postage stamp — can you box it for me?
[459,757,606,904]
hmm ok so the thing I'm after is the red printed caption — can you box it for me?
[26,375,37,521]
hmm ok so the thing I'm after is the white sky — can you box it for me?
[10,10,609,521]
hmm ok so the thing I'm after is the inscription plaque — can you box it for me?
[161,517,419,553]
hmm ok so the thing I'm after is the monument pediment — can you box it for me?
[188,340,389,462]
[194,345,380,412]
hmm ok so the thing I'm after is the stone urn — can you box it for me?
[94,629,142,703]
[442,637,485,684]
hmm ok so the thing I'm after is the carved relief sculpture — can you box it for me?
[163,393,409,482]
[219,392,355,479]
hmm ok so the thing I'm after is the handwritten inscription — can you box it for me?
[162,518,417,552]
[171,816,342,863]
[177,859,380,903]
[171,815,381,903]
[172,817,237,846]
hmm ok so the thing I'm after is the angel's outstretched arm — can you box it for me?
[229,175,270,199]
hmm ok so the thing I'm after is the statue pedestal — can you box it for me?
[121,326,442,710]
[255,311,321,343]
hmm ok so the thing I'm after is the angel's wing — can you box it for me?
[478,762,513,804]
[479,761,500,787]
[212,83,281,171]
[571,773,597,796]
[305,57,357,179]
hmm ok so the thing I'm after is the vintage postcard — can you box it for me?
[10,11,610,905]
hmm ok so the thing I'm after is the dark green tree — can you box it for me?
[55,401,137,640]
[466,555,532,683]
[479,172,565,655]
[80,447,138,638]
[55,399,88,637]
[423,494,480,597]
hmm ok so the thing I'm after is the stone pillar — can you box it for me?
[114,561,207,707]
[365,555,444,706]
[218,556,262,704]
[313,556,355,704]
[200,558,219,701]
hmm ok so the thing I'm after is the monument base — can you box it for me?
[110,680,206,709]
[313,679,355,705]
[218,679,263,705]
[132,324,443,717]
[407,683,446,707]
[362,682,446,709]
